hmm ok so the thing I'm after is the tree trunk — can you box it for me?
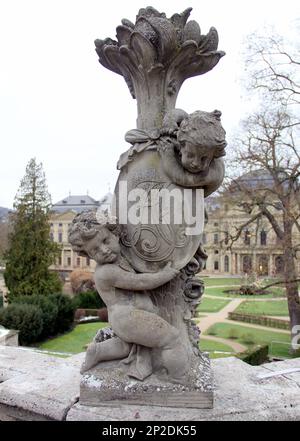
[283,220,300,349]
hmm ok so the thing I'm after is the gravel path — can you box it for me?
[197,298,245,334]
[196,287,291,353]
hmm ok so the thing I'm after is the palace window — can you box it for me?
[244,230,251,245]
[214,261,219,271]
[242,255,252,273]
[224,231,229,245]
[260,230,267,246]
[214,233,219,244]
[58,232,63,243]
[224,255,229,272]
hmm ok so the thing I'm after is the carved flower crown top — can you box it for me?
[94,6,225,100]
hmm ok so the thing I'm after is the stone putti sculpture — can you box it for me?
[69,6,226,408]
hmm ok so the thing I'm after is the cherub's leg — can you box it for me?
[112,309,189,380]
[81,336,131,373]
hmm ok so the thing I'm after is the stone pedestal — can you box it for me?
[80,353,213,409]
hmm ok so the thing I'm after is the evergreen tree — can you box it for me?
[4,158,62,300]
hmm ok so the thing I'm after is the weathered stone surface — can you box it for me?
[0,403,53,421]
[0,346,82,420]
[67,357,300,421]
[0,329,19,347]
[0,348,299,420]
[79,353,213,409]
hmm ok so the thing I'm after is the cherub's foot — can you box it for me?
[80,342,99,374]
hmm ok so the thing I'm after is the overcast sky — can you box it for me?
[0,0,299,208]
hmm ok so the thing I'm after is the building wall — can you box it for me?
[49,211,96,276]
[201,198,300,277]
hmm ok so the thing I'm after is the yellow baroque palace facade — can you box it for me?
[49,194,112,277]
[201,196,300,277]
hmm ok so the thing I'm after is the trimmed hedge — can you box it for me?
[72,290,106,310]
[3,293,76,344]
[48,293,76,334]
[229,312,290,330]
[14,294,58,339]
[0,303,43,345]
[238,345,269,366]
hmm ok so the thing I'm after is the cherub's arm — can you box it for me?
[159,144,200,187]
[98,263,179,291]
[202,158,225,197]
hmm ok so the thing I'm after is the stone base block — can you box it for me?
[80,353,213,409]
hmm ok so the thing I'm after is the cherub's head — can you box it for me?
[177,110,226,174]
[68,210,121,265]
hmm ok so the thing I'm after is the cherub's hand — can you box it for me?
[162,262,180,280]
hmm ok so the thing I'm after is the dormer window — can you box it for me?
[80,200,86,204]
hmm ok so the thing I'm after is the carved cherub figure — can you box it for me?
[68,210,189,381]
[159,109,227,196]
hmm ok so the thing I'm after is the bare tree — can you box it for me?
[225,107,300,342]
[245,29,300,109]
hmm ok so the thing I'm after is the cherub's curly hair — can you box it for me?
[177,110,227,158]
[68,209,120,255]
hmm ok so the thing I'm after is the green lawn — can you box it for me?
[199,338,235,358]
[39,322,236,360]
[202,277,242,287]
[197,297,231,313]
[39,322,108,354]
[235,300,289,316]
[205,286,285,299]
[200,277,286,298]
[205,322,291,358]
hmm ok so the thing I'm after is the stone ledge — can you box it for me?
[0,346,299,421]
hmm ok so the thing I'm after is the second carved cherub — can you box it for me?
[158,109,227,197]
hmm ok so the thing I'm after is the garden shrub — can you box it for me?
[0,303,43,345]
[229,312,290,330]
[238,345,269,365]
[291,347,300,358]
[14,295,58,339]
[72,290,106,310]
[49,293,76,334]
